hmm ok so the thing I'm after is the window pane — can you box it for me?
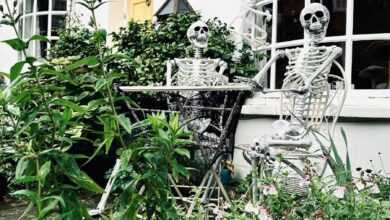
[37,0,49,11]
[354,0,390,34]
[277,0,304,42]
[23,16,33,39]
[275,42,345,89]
[51,15,66,36]
[53,0,67,10]
[36,41,48,58]
[36,15,48,36]
[318,0,346,36]
[25,0,34,14]
[352,41,390,89]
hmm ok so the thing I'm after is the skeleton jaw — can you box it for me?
[307,27,326,43]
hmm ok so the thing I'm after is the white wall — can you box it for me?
[233,117,390,179]
[73,1,110,29]
[0,0,19,74]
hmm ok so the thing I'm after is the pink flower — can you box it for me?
[332,186,346,199]
[263,184,278,195]
[259,206,273,220]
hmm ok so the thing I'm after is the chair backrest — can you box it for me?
[279,61,348,135]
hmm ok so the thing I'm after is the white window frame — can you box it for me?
[20,0,71,57]
[242,0,390,118]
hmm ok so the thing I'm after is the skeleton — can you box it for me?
[166,21,229,134]
[246,3,344,192]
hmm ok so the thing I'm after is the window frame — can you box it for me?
[20,0,71,57]
[244,0,390,118]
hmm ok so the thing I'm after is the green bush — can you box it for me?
[49,27,100,59]
[111,13,259,86]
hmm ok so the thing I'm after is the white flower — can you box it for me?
[299,176,310,187]
[244,203,259,214]
[259,206,273,220]
[223,202,231,210]
[263,184,278,196]
[332,186,346,199]
[354,179,365,191]
[367,182,381,194]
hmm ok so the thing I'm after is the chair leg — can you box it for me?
[89,159,121,216]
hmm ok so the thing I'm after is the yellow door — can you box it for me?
[128,0,154,22]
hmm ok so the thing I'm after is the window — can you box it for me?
[19,0,68,58]
[251,0,390,118]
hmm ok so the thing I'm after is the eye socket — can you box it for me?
[194,26,201,31]
[202,27,209,32]
[304,13,312,21]
[315,11,324,18]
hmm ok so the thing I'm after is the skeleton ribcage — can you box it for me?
[280,47,332,130]
[173,59,228,87]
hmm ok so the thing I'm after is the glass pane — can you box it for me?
[354,0,390,34]
[23,16,33,39]
[37,0,49,11]
[25,0,34,14]
[319,0,346,36]
[352,41,390,89]
[36,41,48,58]
[53,0,67,10]
[277,0,304,42]
[275,42,345,89]
[51,15,66,36]
[36,15,48,36]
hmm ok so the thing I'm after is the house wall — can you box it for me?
[233,117,390,179]
[0,0,18,74]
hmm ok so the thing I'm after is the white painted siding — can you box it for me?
[233,118,390,179]
[0,0,18,74]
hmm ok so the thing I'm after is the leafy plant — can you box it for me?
[113,113,192,219]
[0,0,135,218]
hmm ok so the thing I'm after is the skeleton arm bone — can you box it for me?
[218,59,228,75]
[253,50,285,84]
[166,60,176,86]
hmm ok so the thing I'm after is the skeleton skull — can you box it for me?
[300,3,330,43]
[187,21,209,49]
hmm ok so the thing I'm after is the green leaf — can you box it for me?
[15,108,39,136]
[39,200,59,219]
[95,78,108,91]
[15,157,38,183]
[92,29,107,43]
[174,148,190,159]
[341,127,352,179]
[82,140,106,166]
[2,38,27,51]
[10,61,26,81]
[39,161,51,182]
[102,116,116,153]
[51,99,87,114]
[55,154,103,193]
[64,56,99,71]
[28,34,49,43]
[118,114,132,134]
[11,190,38,204]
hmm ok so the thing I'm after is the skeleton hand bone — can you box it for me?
[233,76,264,92]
